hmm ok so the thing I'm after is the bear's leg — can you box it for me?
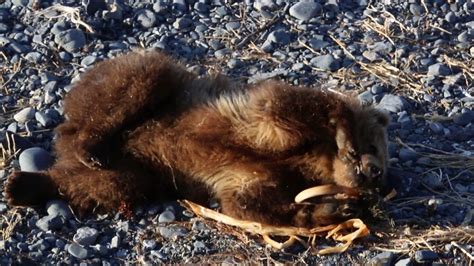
[5,171,60,207]
[6,162,151,216]
[63,51,192,168]
[47,166,149,216]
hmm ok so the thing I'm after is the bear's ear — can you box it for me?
[368,108,390,127]
[375,110,390,127]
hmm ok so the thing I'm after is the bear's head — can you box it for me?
[332,104,390,192]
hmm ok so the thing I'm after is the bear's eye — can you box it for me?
[369,144,378,154]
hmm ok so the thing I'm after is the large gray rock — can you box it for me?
[289,0,321,22]
[54,29,86,53]
[311,54,340,71]
[19,147,53,172]
[377,94,411,113]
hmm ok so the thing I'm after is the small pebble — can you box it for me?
[67,243,89,260]
[136,9,156,28]
[46,200,73,219]
[158,211,175,223]
[73,227,99,246]
[36,215,65,232]
[414,250,439,262]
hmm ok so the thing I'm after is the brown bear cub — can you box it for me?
[5,50,389,228]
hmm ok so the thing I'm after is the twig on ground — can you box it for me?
[235,4,290,49]
[37,4,95,33]
[451,241,474,261]
[181,200,370,255]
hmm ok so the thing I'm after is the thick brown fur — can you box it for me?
[5,50,389,227]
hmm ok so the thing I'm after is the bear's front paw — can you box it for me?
[338,144,358,165]
[292,199,361,228]
[335,126,358,165]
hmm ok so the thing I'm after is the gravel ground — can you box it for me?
[0,0,473,264]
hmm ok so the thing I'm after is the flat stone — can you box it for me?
[289,1,321,22]
[67,243,89,259]
[14,107,35,123]
[0,203,7,214]
[193,241,207,254]
[445,11,457,23]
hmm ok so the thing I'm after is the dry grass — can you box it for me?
[0,132,20,170]
[372,226,474,263]
[36,4,95,33]
[0,209,22,241]
[329,35,425,95]
[0,58,24,95]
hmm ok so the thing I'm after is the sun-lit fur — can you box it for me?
[5,50,389,227]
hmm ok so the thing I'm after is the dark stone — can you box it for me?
[377,95,411,113]
[414,250,438,262]
[454,110,474,126]
[311,54,340,71]
[369,252,395,266]
[427,63,451,76]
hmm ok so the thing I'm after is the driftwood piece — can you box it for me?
[182,194,369,254]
